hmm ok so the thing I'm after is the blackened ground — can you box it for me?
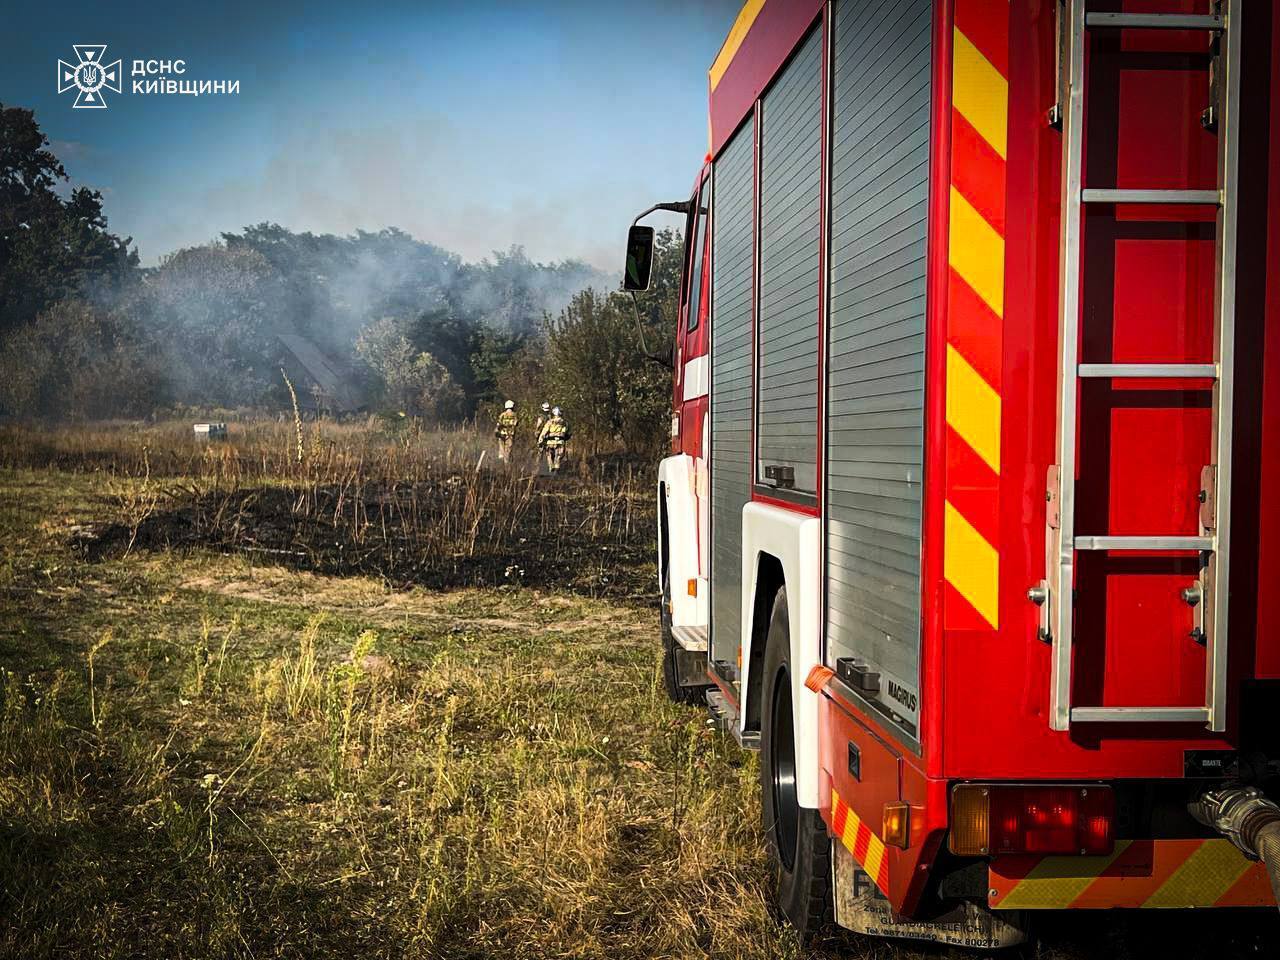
[81,475,656,600]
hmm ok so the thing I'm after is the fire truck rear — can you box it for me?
[623,0,1280,948]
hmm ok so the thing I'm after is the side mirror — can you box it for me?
[623,225,655,292]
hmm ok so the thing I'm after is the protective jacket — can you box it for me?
[495,410,518,439]
[538,415,570,448]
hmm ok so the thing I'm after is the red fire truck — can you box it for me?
[623,0,1280,947]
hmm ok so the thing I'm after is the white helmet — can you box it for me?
[552,406,561,416]
[541,402,550,412]
[504,400,515,409]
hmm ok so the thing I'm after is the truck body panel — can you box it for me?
[658,0,1280,921]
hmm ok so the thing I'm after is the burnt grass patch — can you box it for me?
[82,474,656,600]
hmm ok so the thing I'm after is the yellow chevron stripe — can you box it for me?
[946,345,1001,472]
[862,834,886,885]
[952,28,1008,159]
[944,19,1006,634]
[992,840,1265,909]
[948,186,1005,318]
[710,0,767,90]
[994,843,1131,910]
[944,501,999,628]
[832,788,889,887]
[1143,841,1254,908]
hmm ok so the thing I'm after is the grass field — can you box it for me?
[1,422,1278,958]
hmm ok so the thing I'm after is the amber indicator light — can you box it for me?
[883,802,910,849]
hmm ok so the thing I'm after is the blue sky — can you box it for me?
[2,0,737,267]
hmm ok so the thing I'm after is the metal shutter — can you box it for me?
[825,0,932,743]
[757,26,822,498]
[710,119,754,664]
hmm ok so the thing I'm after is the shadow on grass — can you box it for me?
[0,771,420,958]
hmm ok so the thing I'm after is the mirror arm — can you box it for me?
[630,200,691,226]
[624,199,686,366]
[629,291,673,369]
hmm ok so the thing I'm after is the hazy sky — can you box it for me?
[2,0,738,269]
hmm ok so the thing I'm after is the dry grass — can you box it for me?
[0,437,814,959]
[1,427,1277,958]
[0,416,531,483]
[1,418,653,598]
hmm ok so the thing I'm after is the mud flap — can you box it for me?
[832,844,1028,950]
[674,648,710,688]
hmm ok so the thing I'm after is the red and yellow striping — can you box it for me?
[831,787,891,895]
[944,0,1009,632]
[989,839,1275,909]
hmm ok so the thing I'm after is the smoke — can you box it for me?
[101,223,613,411]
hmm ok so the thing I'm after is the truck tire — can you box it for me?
[662,570,704,706]
[760,587,833,943]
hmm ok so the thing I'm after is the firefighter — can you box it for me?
[534,402,551,434]
[494,400,518,462]
[537,406,570,474]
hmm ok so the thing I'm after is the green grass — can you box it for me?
[0,468,815,959]
[2,464,1277,959]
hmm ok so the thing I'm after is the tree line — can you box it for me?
[0,104,681,458]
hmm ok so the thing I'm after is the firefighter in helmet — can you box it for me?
[534,401,551,434]
[537,405,570,474]
[494,399,518,462]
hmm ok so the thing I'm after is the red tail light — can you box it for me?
[949,784,1115,857]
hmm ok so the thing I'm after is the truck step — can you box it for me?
[706,687,760,751]
[671,623,708,652]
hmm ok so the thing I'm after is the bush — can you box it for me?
[0,298,165,419]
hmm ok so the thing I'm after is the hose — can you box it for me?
[1257,823,1280,909]
[1189,786,1280,910]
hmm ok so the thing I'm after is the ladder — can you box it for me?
[1036,0,1241,733]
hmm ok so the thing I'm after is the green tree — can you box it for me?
[408,308,482,400]
[492,339,548,424]
[543,289,671,459]
[0,105,138,335]
[470,327,529,407]
[135,243,288,407]
[355,316,465,421]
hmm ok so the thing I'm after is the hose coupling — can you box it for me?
[1188,785,1280,860]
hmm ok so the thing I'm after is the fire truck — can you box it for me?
[623,0,1280,947]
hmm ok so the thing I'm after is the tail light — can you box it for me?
[949,784,1114,857]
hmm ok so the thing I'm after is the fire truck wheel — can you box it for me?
[661,570,703,705]
[760,587,833,942]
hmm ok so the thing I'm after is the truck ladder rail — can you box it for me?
[1084,12,1224,31]
[1073,536,1213,552]
[1041,0,1241,733]
[1077,363,1217,378]
[1071,706,1212,723]
[1081,188,1220,204]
